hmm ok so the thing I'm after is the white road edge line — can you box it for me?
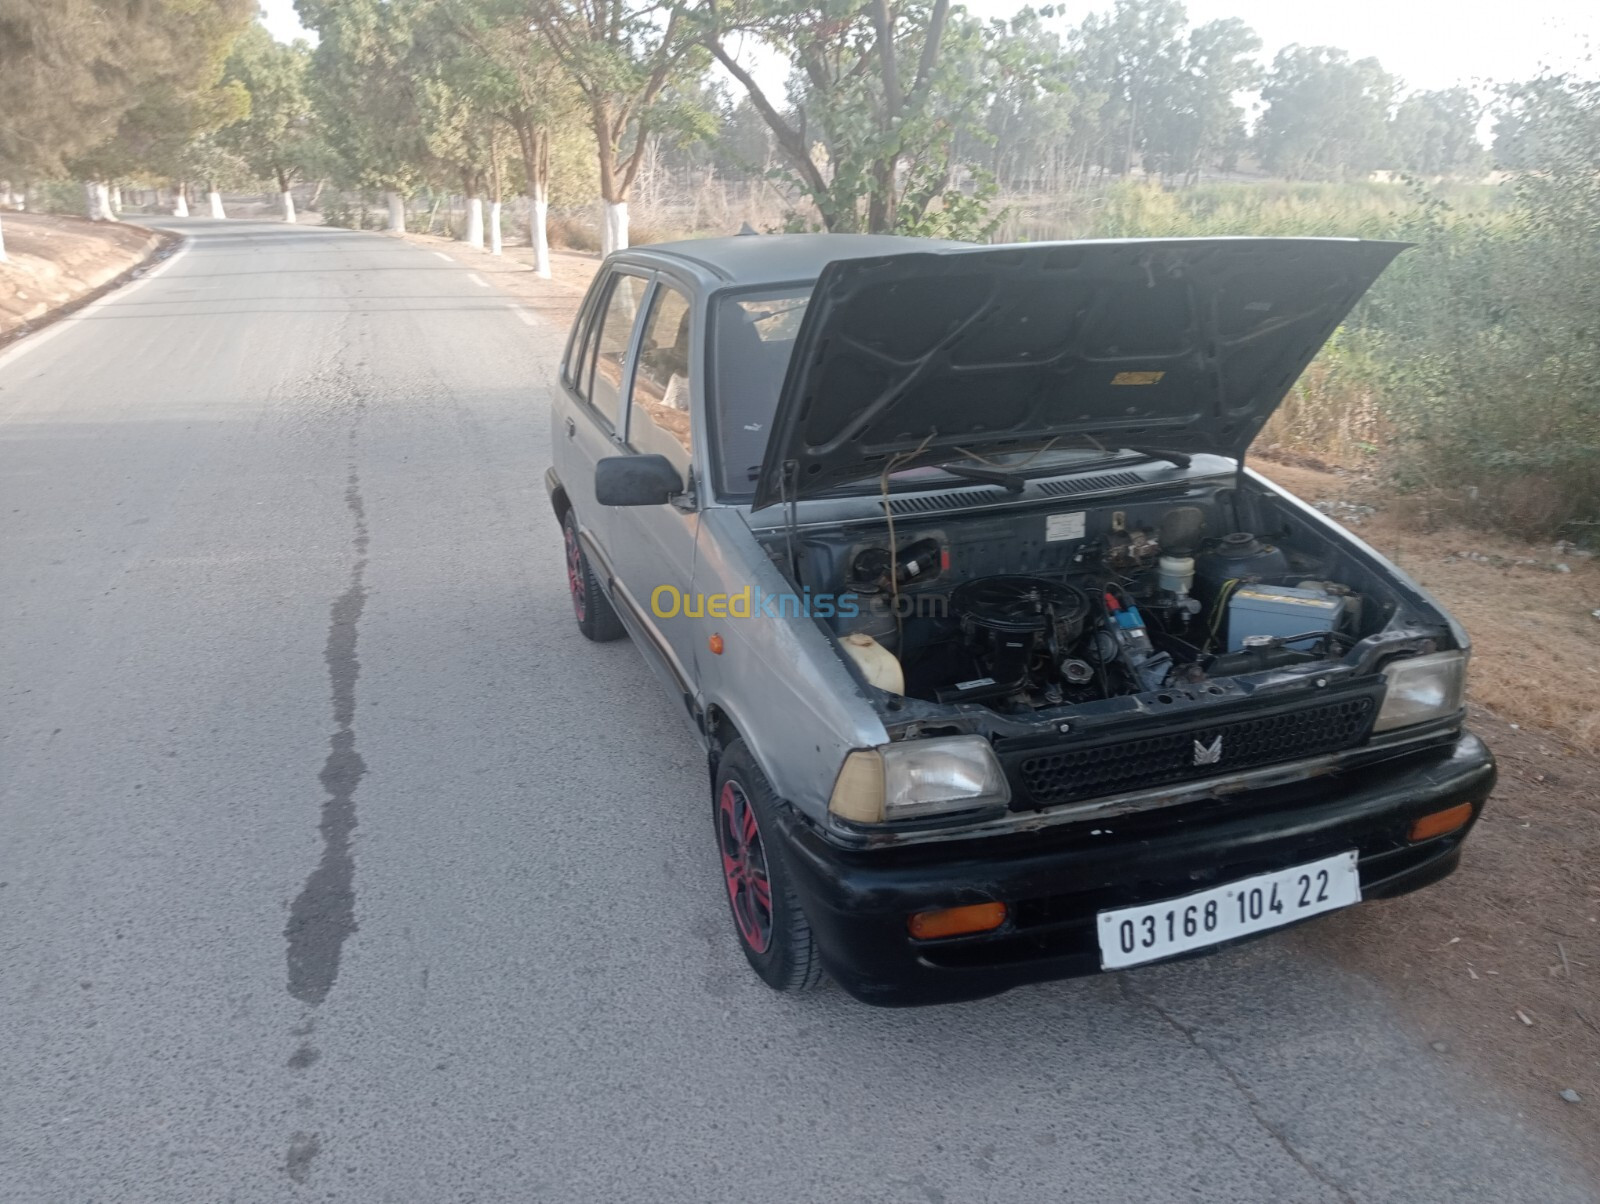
[0,236,192,377]
[466,272,490,288]
[512,307,539,326]
[431,251,454,263]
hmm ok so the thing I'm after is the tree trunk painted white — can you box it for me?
[0,211,8,264]
[86,181,112,221]
[208,190,226,219]
[280,191,296,223]
[464,196,484,249]
[172,187,189,217]
[530,195,551,279]
[385,191,405,233]
[110,185,122,213]
[601,200,629,255]
[488,200,503,255]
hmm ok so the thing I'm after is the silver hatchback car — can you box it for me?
[545,234,1494,1006]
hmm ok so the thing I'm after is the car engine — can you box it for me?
[793,495,1390,715]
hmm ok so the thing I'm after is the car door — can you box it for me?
[605,276,702,709]
[556,267,650,581]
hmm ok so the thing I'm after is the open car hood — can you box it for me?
[750,237,1405,510]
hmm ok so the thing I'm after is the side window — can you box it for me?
[563,279,603,387]
[627,284,693,470]
[588,274,644,423]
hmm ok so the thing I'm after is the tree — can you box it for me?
[1390,88,1485,177]
[431,0,584,271]
[0,0,255,219]
[1158,18,1260,183]
[531,0,707,252]
[1067,0,1186,178]
[970,9,1079,194]
[1492,74,1589,171]
[218,24,319,221]
[297,0,433,229]
[1257,46,1395,180]
[700,0,1009,238]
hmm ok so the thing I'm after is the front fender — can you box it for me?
[690,508,889,820]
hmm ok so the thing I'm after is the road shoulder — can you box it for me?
[0,213,178,348]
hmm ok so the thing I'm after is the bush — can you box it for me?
[547,212,599,252]
[1257,327,1387,466]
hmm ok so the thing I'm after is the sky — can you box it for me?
[258,0,1597,99]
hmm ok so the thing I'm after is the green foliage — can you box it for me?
[1391,88,1486,177]
[0,0,255,181]
[531,0,708,203]
[296,0,432,191]
[1371,84,1600,538]
[701,0,1017,236]
[216,24,322,191]
[894,166,1004,241]
[1257,46,1396,180]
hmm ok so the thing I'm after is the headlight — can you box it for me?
[828,735,1011,824]
[1374,650,1467,733]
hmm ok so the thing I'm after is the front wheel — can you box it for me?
[713,740,825,993]
[562,509,625,642]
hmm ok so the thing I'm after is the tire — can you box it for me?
[713,740,825,993]
[562,508,626,642]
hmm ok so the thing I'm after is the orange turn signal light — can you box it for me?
[1408,802,1474,843]
[708,633,724,655]
[907,901,1007,940]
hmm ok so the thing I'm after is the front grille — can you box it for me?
[1007,694,1376,809]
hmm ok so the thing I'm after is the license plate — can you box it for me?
[1097,851,1361,970]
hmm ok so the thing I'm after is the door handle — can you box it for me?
[565,417,576,439]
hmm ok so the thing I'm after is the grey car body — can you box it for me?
[548,235,937,815]
[545,233,1494,1005]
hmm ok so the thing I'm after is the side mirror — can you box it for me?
[595,454,683,507]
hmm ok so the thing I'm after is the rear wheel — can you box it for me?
[714,740,824,992]
[562,509,625,642]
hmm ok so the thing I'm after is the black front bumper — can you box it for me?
[772,731,1495,1007]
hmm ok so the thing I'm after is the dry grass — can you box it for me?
[547,213,600,253]
[1260,461,1600,749]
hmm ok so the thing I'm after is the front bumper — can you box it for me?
[772,731,1495,1006]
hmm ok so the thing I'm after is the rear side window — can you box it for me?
[627,285,694,471]
[588,276,644,423]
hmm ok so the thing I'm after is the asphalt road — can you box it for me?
[0,218,1590,1204]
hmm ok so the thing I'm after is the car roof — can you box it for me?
[619,232,968,288]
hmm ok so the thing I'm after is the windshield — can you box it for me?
[710,287,811,497]
[708,285,1159,501]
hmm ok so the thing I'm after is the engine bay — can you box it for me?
[784,487,1418,716]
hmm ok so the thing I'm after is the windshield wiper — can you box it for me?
[934,463,1027,492]
[1126,446,1193,469]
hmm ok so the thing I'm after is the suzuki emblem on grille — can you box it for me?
[1193,735,1223,766]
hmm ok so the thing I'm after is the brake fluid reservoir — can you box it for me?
[840,632,905,695]
[1157,555,1195,596]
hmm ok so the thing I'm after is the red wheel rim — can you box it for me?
[564,520,586,622]
[717,780,773,954]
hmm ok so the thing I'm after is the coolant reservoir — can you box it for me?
[840,632,904,695]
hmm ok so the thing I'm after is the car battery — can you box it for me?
[1227,584,1346,651]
